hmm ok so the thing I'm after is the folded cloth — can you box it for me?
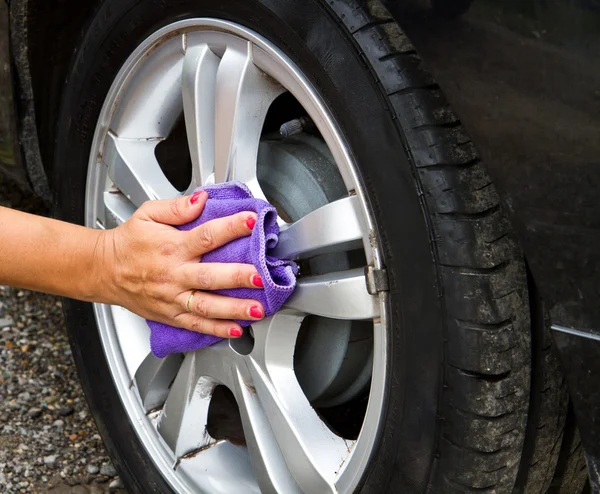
[146,181,298,358]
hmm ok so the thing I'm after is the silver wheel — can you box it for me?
[85,19,387,494]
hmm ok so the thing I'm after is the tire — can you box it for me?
[52,0,581,492]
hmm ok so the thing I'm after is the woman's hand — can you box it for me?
[97,190,264,339]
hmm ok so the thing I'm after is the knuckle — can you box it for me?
[233,268,247,288]
[150,267,172,285]
[237,303,252,320]
[227,217,239,236]
[169,198,183,218]
[192,318,216,336]
[189,318,205,333]
[133,201,150,219]
[158,240,178,257]
[193,296,211,318]
[197,224,215,250]
[144,285,162,302]
[195,266,214,289]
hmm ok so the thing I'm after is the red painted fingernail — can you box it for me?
[229,328,242,338]
[246,216,256,230]
[190,191,205,205]
[249,306,263,319]
[252,275,264,288]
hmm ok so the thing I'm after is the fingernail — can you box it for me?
[252,275,264,288]
[229,328,242,338]
[190,191,206,205]
[249,306,263,319]
[246,216,256,230]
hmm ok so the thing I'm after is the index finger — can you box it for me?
[186,211,257,255]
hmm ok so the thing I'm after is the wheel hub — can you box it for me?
[258,134,373,407]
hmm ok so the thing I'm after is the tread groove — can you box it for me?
[379,50,417,61]
[499,345,518,354]
[440,261,509,276]
[451,365,511,382]
[454,318,513,332]
[412,121,462,131]
[437,204,500,221]
[486,232,509,245]
[387,83,440,97]
[351,18,394,35]
[417,157,480,170]
[443,435,509,456]
[493,289,518,301]
[443,475,496,492]
[448,404,516,421]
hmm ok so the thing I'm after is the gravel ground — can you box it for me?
[0,178,127,493]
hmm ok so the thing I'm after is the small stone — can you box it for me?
[58,405,74,417]
[94,476,109,484]
[86,464,99,475]
[109,477,124,491]
[69,434,78,441]
[18,391,31,402]
[27,407,42,419]
[0,317,13,329]
[100,463,117,477]
[53,419,64,428]
[43,455,57,468]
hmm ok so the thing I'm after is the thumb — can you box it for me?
[137,190,208,225]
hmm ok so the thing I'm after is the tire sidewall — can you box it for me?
[54,0,444,492]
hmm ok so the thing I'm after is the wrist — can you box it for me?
[86,228,119,305]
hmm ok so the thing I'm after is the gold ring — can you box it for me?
[186,290,197,313]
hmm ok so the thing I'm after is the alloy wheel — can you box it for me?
[85,19,388,494]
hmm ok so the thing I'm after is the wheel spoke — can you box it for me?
[110,35,184,139]
[157,352,219,458]
[285,268,380,320]
[231,366,301,494]
[182,340,237,389]
[233,312,349,493]
[213,42,285,198]
[175,440,259,492]
[182,43,219,189]
[103,191,136,229]
[134,352,183,412]
[102,132,179,207]
[272,195,365,259]
[108,306,152,379]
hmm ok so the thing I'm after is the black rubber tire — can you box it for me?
[51,0,581,492]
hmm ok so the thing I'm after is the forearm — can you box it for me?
[0,206,110,302]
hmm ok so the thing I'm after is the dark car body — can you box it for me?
[1,0,599,488]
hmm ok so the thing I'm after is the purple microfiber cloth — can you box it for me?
[146,181,298,358]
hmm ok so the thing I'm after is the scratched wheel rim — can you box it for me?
[84,19,388,493]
